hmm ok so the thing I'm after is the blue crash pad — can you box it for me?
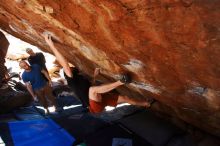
[9,119,75,146]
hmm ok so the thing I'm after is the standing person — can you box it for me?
[44,34,152,114]
[19,60,56,114]
[26,48,49,81]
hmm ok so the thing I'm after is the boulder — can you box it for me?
[0,0,219,136]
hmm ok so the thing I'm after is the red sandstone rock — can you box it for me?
[0,0,219,137]
[0,31,9,80]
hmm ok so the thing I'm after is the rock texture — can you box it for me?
[0,0,219,136]
[0,31,9,80]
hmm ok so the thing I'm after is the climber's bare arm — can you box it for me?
[44,34,72,78]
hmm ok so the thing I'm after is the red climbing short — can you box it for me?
[89,93,119,114]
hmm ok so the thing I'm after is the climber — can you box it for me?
[44,34,152,113]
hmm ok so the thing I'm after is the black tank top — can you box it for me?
[64,68,91,108]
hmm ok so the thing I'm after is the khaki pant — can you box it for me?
[35,84,56,109]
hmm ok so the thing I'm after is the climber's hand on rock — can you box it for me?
[94,68,101,77]
[43,33,54,46]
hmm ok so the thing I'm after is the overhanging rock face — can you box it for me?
[0,0,219,136]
